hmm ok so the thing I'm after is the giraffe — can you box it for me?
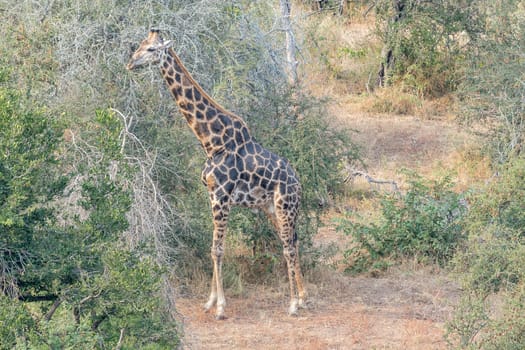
[127,30,307,320]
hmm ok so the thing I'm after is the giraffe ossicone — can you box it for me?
[127,29,307,320]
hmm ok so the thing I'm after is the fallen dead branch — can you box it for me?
[344,165,399,193]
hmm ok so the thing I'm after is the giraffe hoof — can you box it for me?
[298,298,310,309]
[288,300,299,316]
[215,314,227,321]
[204,296,218,312]
[203,302,214,312]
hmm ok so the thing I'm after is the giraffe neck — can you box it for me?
[159,48,252,157]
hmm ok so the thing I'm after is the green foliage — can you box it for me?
[447,156,525,348]
[446,293,488,348]
[68,250,178,349]
[446,3,525,343]
[0,296,38,349]
[59,110,179,348]
[0,80,66,297]
[446,4,525,343]
[337,171,466,273]
[376,0,482,96]
[337,46,367,59]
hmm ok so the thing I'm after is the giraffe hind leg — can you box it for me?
[282,232,311,315]
[204,270,217,312]
[278,219,305,316]
[294,242,307,308]
[273,196,306,316]
[283,238,300,316]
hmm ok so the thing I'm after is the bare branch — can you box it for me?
[344,165,399,193]
[363,1,377,18]
[44,298,63,321]
[115,328,125,350]
[0,248,31,298]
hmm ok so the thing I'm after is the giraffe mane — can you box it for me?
[167,48,248,126]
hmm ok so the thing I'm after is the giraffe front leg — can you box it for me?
[209,199,230,320]
[211,237,227,320]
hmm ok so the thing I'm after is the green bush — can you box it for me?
[59,110,180,348]
[0,79,66,299]
[337,171,466,273]
[447,157,525,349]
[446,4,525,345]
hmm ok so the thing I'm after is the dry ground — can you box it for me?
[178,266,460,349]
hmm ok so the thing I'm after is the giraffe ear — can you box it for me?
[148,29,160,40]
[159,40,172,49]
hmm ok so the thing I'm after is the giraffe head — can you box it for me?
[127,29,172,70]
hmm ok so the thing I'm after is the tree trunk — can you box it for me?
[377,0,406,87]
[279,0,298,87]
[338,0,346,16]
[377,46,394,87]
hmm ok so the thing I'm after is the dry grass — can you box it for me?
[299,10,381,97]
[326,88,486,193]
[178,266,459,350]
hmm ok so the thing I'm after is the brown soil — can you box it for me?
[178,267,460,349]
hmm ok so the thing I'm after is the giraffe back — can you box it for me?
[202,139,301,213]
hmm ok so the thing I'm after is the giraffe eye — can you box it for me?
[147,47,156,52]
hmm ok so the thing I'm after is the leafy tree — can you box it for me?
[0,76,66,300]
[0,295,39,348]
